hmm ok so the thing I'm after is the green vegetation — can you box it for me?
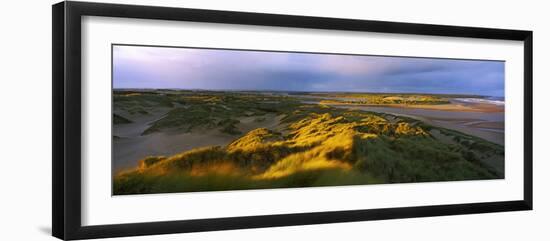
[113,91,173,115]
[113,90,504,195]
[113,113,132,124]
[312,93,451,105]
[122,91,301,135]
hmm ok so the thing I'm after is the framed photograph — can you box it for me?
[52,1,533,240]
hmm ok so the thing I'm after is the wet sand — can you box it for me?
[315,99,504,113]
[330,104,504,145]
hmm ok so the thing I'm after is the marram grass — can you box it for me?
[114,110,502,195]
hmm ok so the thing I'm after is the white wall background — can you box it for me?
[0,0,547,240]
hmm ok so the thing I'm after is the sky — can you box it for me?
[113,45,505,97]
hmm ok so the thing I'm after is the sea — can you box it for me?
[454,96,505,106]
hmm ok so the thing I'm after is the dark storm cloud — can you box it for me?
[113,45,505,96]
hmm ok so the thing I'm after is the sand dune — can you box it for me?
[329,104,504,145]
[113,112,286,172]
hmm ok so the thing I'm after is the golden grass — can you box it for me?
[122,93,142,97]
[125,112,403,180]
[189,162,242,177]
[255,157,352,179]
[114,109,501,195]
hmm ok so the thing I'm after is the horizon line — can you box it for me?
[112,87,500,97]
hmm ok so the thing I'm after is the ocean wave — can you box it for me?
[454,98,505,106]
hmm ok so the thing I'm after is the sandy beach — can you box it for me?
[318,99,504,113]
[326,100,504,145]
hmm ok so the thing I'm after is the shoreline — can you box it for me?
[327,103,504,145]
[317,101,504,113]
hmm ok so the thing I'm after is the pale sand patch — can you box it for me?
[235,114,285,133]
[113,106,174,137]
[430,119,504,145]
[113,129,235,173]
[466,121,504,130]
[113,113,286,173]
[322,102,504,113]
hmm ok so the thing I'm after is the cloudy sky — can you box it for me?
[113,45,504,96]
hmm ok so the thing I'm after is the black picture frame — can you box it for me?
[52,1,533,240]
